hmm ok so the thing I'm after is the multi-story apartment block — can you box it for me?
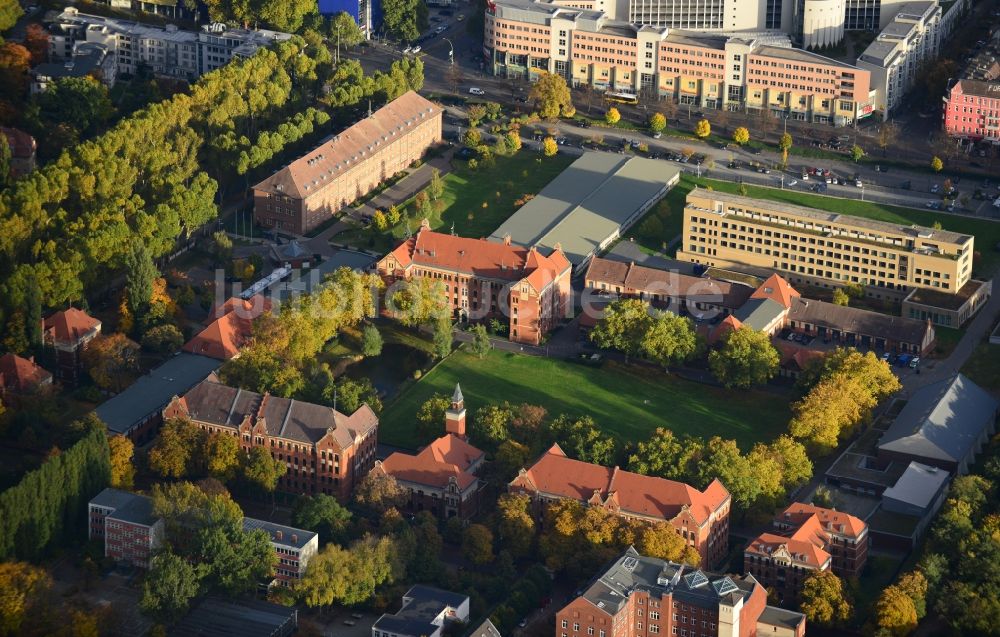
[42,307,101,387]
[857,2,940,119]
[376,384,486,520]
[510,445,731,567]
[89,488,165,569]
[89,489,319,581]
[676,188,990,327]
[242,518,319,586]
[163,377,379,502]
[942,37,1000,143]
[557,548,806,637]
[745,503,868,605]
[45,8,292,84]
[377,223,573,345]
[843,0,911,30]
[254,91,442,234]
[485,0,875,126]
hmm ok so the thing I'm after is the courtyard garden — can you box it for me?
[337,151,574,254]
[378,346,791,451]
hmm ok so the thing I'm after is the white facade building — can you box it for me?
[857,1,940,118]
[45,8,292,85]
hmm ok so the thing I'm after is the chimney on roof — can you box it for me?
[292,533,298,544]
[503,233,512,246]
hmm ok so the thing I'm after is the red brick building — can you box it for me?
[0,353,53,404]
[744,503,868,606]
[378,222,573,345]
[253,91,443,234]
[0,127,37,178]
[163,376,378,502]
[88,488,164,569]
[510,445,731,567]
[376,384,486,520]
[42,307,101,386]
[556,548,806,637]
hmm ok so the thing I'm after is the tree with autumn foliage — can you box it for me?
[82,333,140,392]
[108,434,135,489]
[799,570,852,628]
[0,561,50,635]
[23,24,49,65]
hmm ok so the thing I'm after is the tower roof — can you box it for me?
[452,383,464,404]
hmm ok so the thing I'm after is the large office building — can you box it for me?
[377,222,573,345]
[857,2,940,119]
[254,91,442,234]
[557,548,806,637]
[45,8,292,83]
[745,503,868,605]
[942,35,1000,143]
[510,444,731,567]
[163,376,379,502]
[485,0,875,126]
[676,188,990,326]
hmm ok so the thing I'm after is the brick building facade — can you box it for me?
[556,548,806,637]
[744,503,868,605]
[89,488,164,569]
[376,384,486,520]
[254,91,442,234]
[163,376,378,502]
[42,307,101,386]
[510,445,731,567]
[378,223,573,345]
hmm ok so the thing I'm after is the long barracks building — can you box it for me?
[485,0,875,126]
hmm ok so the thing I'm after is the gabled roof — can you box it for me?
[750,274,800,309]
[789,297,932,346]
[584,256,752,309]
[878,373,998,464]
[384,226,570,288]
[254,91,442,200]
[242,517,317,549]
[746,502,866,569]
[510,445,730,525]
[380,433,485,491]
[169,377,377,448]
[0,353,52,392]
[746,531,830,570]
[733,297,786,331]
[775,342,825,372]
[182,295,272,361]
[43,307,101,344]
[708,315,742,345]
[781,502,867,539]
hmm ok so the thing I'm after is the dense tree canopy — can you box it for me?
[708,327,779,388]
[528,72,574,120]
[381,0,429,42]
[800,571,852,627]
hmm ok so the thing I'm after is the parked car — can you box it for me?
[909,356,921,369]
[411,45,421,53]
[468,87,485,95]
[930,184,940,193]
[897,354,912,367]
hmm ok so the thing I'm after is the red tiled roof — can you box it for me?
[750,274,800,309]
[708,315,742,345]
[43,308,101,345]
[254,91,442,200]
[182,295,272,361]
[386,226,570,289]
[775,342,825,372]
[584,257,752,310]
[511,444,730,525]
[0,353,52,392]
[782,502,867,539]
[381,433,485,491]
[746,502,867,569]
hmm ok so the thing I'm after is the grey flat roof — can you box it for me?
[490,152,680,265]
[242,517,317,549]
[689,187,970,245]
[172,597,297,637]
[107,493,158,527]
[882,461,950,509]
[89,487,141,511]
[374,586,468,637]
[878,374,999,464]
[95,353,221,434]
[758,606,806,631]
[734,297,785,331]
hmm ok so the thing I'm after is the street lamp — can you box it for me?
[443,37,454,65]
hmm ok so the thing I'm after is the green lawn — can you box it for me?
[693,176,1000,276]
[337,152,575,253]
[961,339,1000,392]
[628,176,695,256]
[379,348,791,451]
[933,326,965,358]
